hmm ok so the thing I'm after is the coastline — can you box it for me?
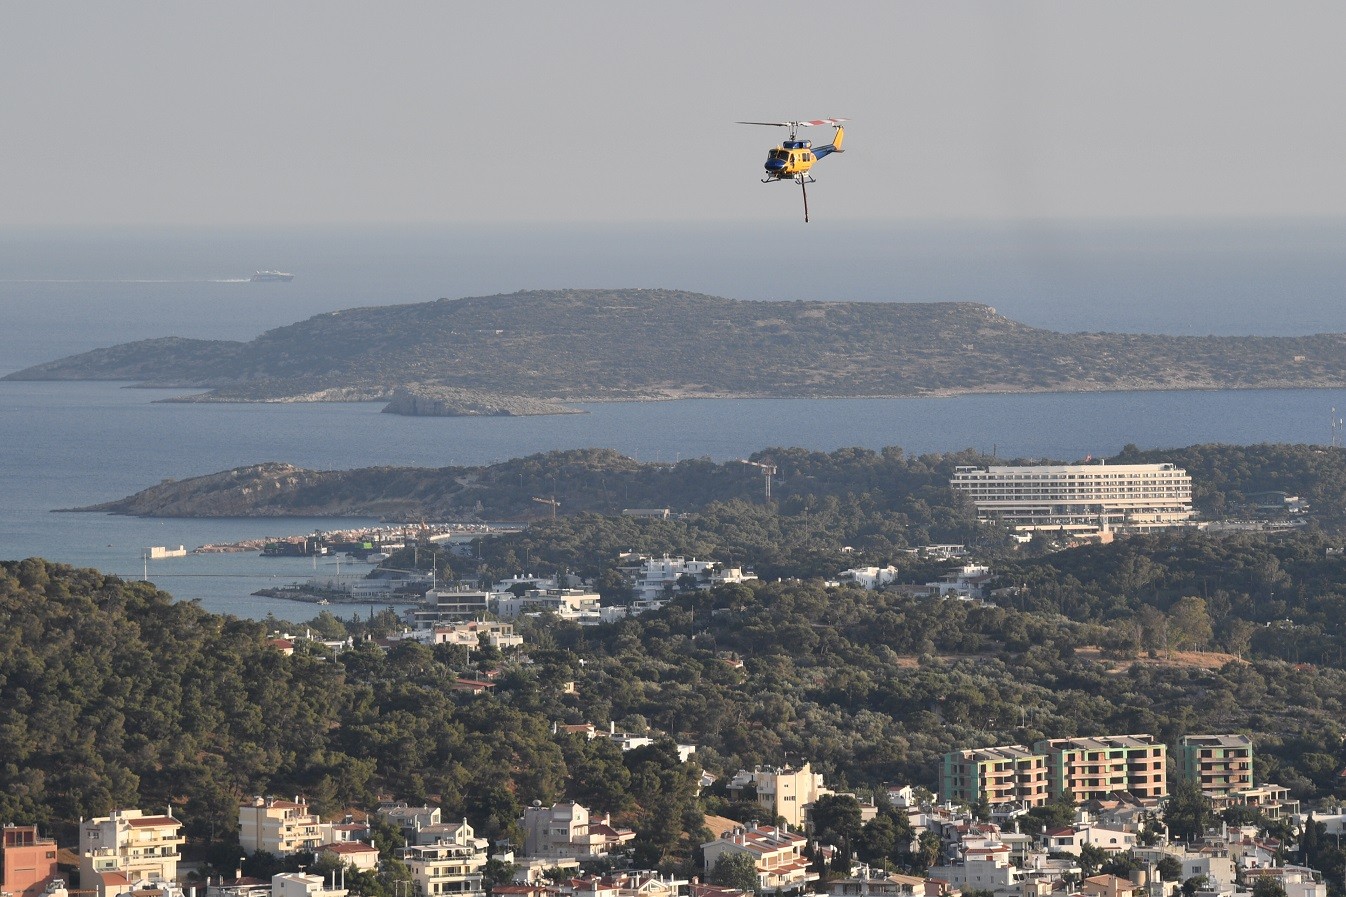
[9,382,1346,604]
[12,375,1345,408]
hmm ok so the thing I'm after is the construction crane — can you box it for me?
[739,459,777,502]
[532,495,560,519]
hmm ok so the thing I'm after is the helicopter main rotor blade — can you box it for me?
[735,118,849,128]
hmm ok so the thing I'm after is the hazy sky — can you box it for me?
[4,2,1346,227]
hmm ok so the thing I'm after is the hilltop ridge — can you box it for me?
[9,289,1346,405]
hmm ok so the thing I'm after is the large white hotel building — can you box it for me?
[950,462,1194,535]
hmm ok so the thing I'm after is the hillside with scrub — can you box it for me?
[9,290,1346,408]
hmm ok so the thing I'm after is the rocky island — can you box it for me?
[380,384,582,417]
[9,289,1346,408]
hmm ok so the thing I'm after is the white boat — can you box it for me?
[250,270,294,282]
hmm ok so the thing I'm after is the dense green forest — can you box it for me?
[7,536,1346,871]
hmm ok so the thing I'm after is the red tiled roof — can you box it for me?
[743,825,805,844]
[589,823,633,838]
[321,841,378,854]
[127,816,179,828]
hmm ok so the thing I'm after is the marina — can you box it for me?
[202,521,521,557]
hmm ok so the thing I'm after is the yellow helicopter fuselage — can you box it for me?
[764,140,817,180]
[762,126,844,181]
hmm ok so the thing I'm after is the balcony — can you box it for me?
[86,848,122,858]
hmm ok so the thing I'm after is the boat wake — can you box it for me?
[0,278,254,284]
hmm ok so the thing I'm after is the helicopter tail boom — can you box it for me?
[812,125,845,160]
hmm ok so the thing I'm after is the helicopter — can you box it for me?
[737,117,847,222]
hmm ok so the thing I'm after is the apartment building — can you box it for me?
[409,589,491,627]
[398,821,488,897]
[1245,867,1326,897]
[1033,735,1168,802]
[2,825,59,897]
[728,763,832,829]
[520,801,634,862]
[1177,735,1254,798]
[616,555,758,608]
[1227,783,1298,819]
[239,797,325,856]
[78,809,183,893]
[425,621,525,649]
[378,803,441,843]
[701,825,817,895]
[950,463,1193,535]
[940,746,1049,808]
[926,843,1021,894]
[492,589,605,622]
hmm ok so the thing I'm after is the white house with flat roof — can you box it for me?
[273,872,347,897]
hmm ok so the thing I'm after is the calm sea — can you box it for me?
[2,221,1344,620]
